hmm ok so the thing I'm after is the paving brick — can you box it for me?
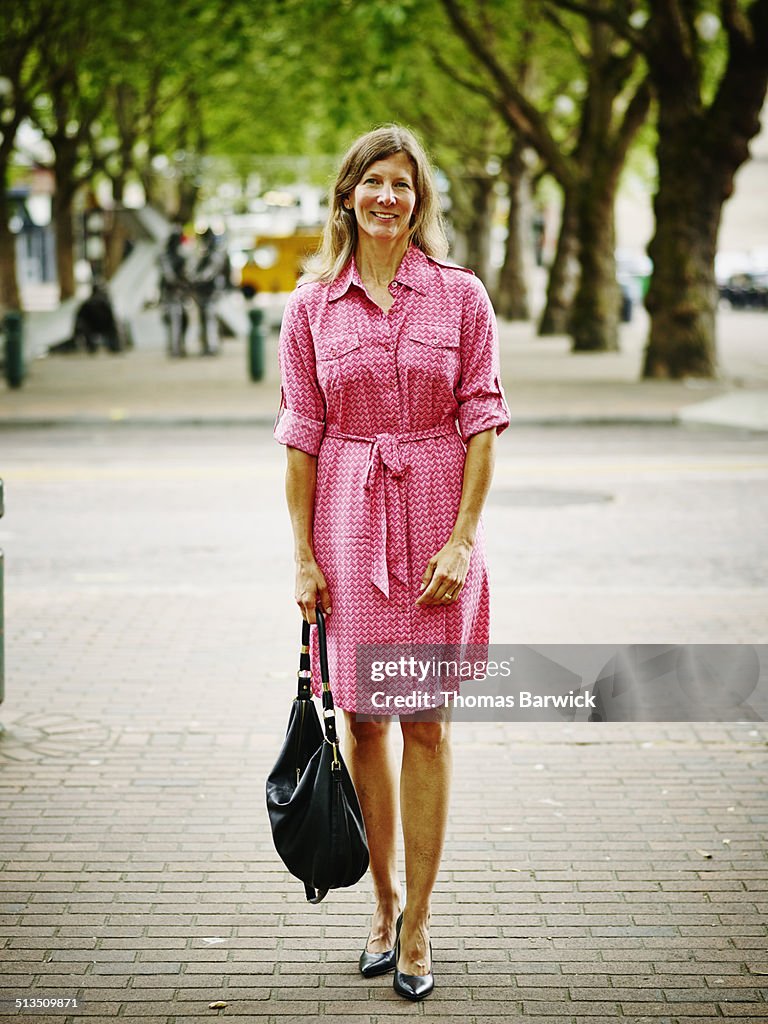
[474,1019,577,1024]
[520,1000,621,1015]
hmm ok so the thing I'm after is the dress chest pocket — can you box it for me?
[411,327,460,350]
[315,332,361,391]
[407,325,461,377]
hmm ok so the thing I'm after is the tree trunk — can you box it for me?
[569,172,620,351]
[105,174,127,280]
[52,190,76,301]
[141,72,161,207]
[139,155,157,208]
[495,144,531,320]
[173,85,207,227]
[643,128,722,378]
[461,174,495,283]
[641,0,768,378]
[538,189,579,335]
[175,178,199,227]
[105,209,128,281]
[52,142,79,301]
[0,174,21,312]
[566,23,649,352]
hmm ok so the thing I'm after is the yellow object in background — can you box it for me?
[239,232,322,294]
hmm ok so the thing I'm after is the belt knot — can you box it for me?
[366,432,405,488]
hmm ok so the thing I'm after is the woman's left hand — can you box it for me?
[416,537,473,607]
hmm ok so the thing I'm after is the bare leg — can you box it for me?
[344,714,402,952]
[398,716,452,975]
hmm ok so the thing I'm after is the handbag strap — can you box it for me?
[296,610,340,753]
[314,608,340,753]
[297,608,337,905]
[297,619,312,700]
[304,881,328,904]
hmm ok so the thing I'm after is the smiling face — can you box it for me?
[345,152,418,247]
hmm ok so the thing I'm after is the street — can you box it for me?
[0,422,767,1022]
[4,421,767,639]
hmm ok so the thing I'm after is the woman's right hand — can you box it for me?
[295,557,332,623]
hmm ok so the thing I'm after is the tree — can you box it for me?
[0,1,48,312]
[9,0,266,299]
[553,0,768,378]
[439,0,651,350]
[402,51,509,284]
[246,0,512,285]
[429,22,537,317]
[93,1,185,274]
[29,0,115,299]
[495,137,534,319]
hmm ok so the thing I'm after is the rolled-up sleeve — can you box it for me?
[456,278,510,443]
[274,289,325,456]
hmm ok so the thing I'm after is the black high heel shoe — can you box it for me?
[393,922,434,1001]
[359,912,402,979]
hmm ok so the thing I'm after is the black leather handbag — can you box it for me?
[265,609,369,903]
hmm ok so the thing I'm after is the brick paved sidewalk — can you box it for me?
[1,424,766,1022]
[2,682,767,1024]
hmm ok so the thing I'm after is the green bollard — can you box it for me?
[4,311,25,389]
[248,307,265,382]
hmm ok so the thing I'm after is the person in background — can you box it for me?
[158,226,190,358]
[189,227,228,356]
[73,280,121,354]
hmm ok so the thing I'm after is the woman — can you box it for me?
[274,124,509,1001]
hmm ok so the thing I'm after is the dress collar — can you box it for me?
[328,244,430,301]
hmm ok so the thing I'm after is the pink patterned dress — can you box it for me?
[274,244,510,713]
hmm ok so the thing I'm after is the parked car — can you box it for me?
[719,272,768,310]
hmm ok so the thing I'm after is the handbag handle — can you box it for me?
[297,609,340,757]
[315,608,340,753]
[298,619,312,700]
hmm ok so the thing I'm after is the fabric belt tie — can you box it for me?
[324,423,457,598]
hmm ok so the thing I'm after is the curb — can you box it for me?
[0,412,684,430]
[0,413,764,432]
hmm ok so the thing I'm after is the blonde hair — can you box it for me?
[303,124,449,284]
